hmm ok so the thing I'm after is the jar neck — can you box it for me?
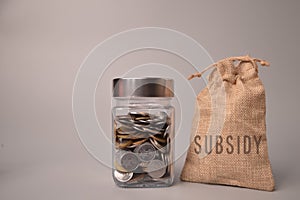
[113,97,172,107]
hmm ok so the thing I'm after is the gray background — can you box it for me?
[1,0,300,199]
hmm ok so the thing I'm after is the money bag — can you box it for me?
[181,55,275,191]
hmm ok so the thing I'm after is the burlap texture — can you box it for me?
[181,56,275,191]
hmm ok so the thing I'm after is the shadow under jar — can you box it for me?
[112,77,175,188]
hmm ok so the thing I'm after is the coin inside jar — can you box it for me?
[134,142,156,162]
[145,159,166,179]
[114,170,133,182]
[118,151,140,172]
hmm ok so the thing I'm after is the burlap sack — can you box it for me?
[181,55,275,191]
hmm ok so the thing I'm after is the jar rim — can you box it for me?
[113,77,174,98]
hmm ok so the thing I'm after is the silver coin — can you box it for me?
[149,137,162,149]
[157,151,169,165]
[132,126,144,132]
[134,142,156,162]
[149,137,169,153]
[143,127,160,135]
[163,125,170,137]
[129,111,149,116]
[157,111,168,121]
[116,125,135,133]
[120,152,140,171]
[135,119,150,125]
[117,119,134,126]
[114,170,133,182]
[116,129,135,135]
[150,124,168,133]
[145,159,166,179]
[150,116,163,124]
[127,138,147,148]
[115,115,131,121]
[153,121,166,127]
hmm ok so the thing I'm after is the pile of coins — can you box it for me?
[113,111,172,183]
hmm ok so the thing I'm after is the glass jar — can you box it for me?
[112,77,175,187]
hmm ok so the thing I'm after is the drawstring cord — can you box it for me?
[188,55,270,80]
[188,63,217,80]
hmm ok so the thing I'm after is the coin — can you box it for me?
[130,131,148,139]
[127,173,146,183]
[150,134,167,144]
[163,125,170,137]
[127,138,147,148]
[156,151,168,165]
[114,160,128,172]
[153,120,166,127]
[116,140,133,149]
[115,115,130,123]
[116,129,135,135]
[157,111,168,121]
[143,127,160,135]
[129,111,149,117]
[116,134,136,139]
[145,159,166,178]
[149,137,169,153]
[114,170,133,182]
[132,125,145,132]
[134,142,156,162]
[118,119,134,126]
[135,116,151,121]
[117,126,135,134]
[134,119,150,125]
[119,152,140,172]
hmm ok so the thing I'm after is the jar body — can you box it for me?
[112,98,174,187]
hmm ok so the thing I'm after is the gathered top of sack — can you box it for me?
[188,55,270,84]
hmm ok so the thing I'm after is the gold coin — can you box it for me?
[116,140,133,149]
